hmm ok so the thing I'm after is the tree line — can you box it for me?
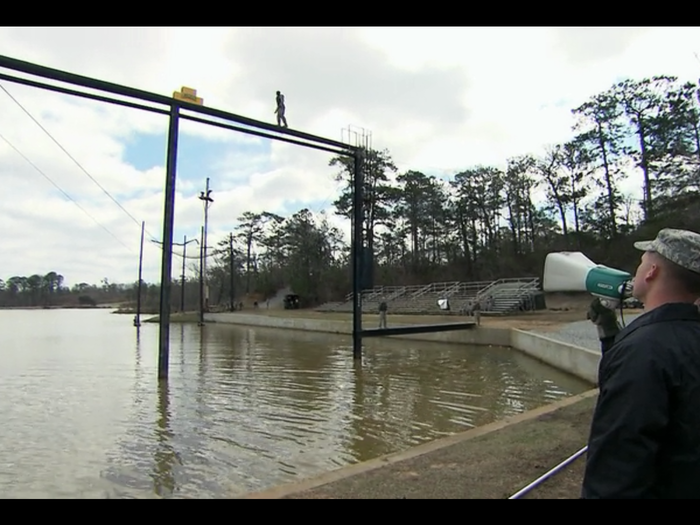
[0,271,206,312]
[3,74,699,310]
[0,274,128,308]
[204,74,700,305]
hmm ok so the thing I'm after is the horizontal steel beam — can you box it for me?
[180,113,352,157]
[0,54,358,152]
[0,71,169,116]
[0,70,353,157]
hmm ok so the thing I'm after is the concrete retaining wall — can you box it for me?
[510,329,600,385]
[207,313,351,335]
[205,313,599,384]
[206,313,512,347]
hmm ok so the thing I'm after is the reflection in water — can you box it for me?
[135,331,141,368]
[152,380,180,497]
[180,325,185,368]
[349,359,366,463]
[0,309,592,499]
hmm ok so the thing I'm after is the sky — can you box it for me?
[1,26,699,288]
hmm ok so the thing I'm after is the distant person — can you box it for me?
[586,297,621,354]
[471,300,481,325]
[378,299,388,329]
[274,90,288,127]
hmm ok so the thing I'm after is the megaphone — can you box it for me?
[543,252,633,309]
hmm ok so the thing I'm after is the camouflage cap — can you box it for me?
[634,228,700,274]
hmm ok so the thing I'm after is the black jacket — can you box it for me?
[581,302,700,499]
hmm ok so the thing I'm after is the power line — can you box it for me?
[0,82,194,261]
[1,81,346,262]
[0,83,160,242]
[0,131,135,253]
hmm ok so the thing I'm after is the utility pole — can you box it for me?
[198,178,213,313]
[229,232,235,312]
[198,225,205,326]
[180,235,198,312]
[135,220,145,328]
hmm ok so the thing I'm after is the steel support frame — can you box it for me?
[0,54,363,379]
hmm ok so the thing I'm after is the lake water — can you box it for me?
[0,309,592,499]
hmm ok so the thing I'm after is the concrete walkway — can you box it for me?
[241,390,598,499]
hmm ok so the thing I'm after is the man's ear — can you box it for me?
[645,263,661,282]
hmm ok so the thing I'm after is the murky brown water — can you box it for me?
[0,309,591,499]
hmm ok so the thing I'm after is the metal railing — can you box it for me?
[317,276,542,315]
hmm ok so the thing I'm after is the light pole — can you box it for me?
[198,178,213,312]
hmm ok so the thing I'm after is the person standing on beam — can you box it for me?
[274,90,288,128]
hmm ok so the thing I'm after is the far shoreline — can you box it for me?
[0,304,119,311]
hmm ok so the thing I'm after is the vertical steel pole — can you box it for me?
[352,149,364,361]
[157,103,180,380]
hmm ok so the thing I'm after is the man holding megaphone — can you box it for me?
[579,228,700,499]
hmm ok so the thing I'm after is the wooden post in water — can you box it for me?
[135,220,145,328]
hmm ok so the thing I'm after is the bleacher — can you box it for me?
[315,277,542,316]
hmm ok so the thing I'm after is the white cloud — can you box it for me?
[1,26,699,287]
